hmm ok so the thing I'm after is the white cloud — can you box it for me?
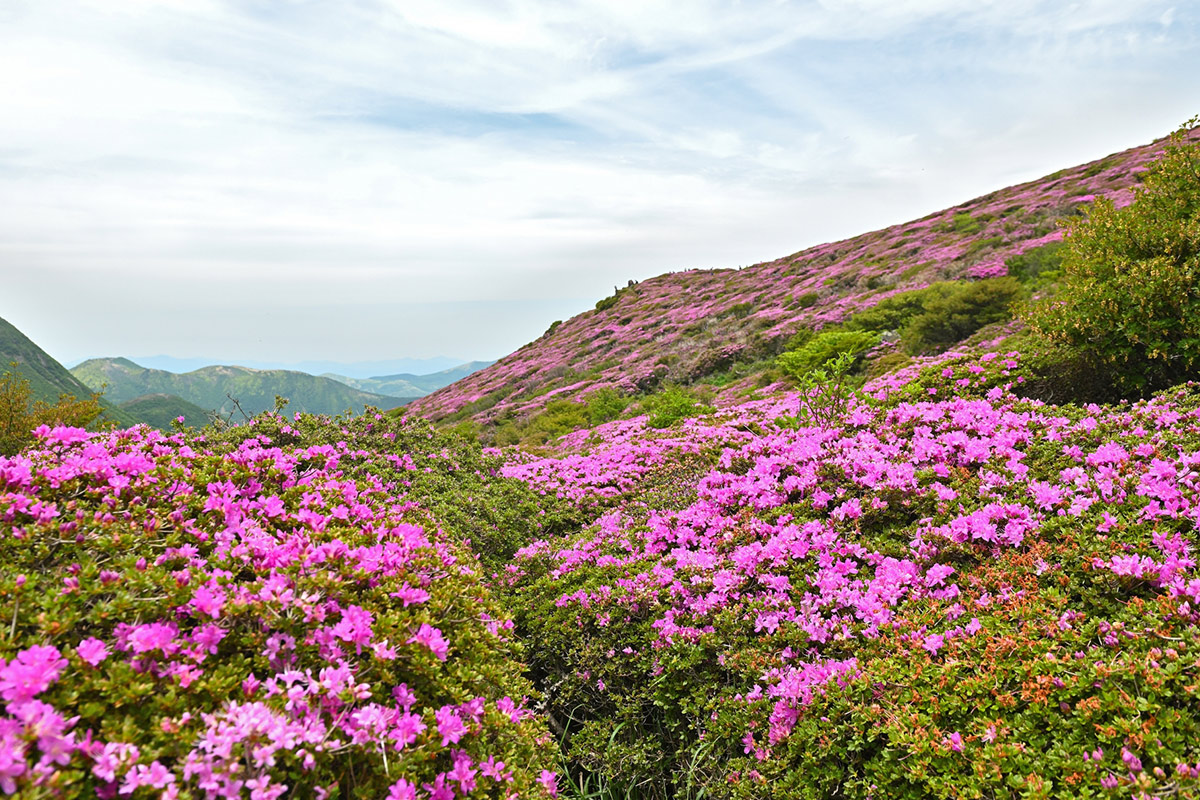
[0,0,1196,364]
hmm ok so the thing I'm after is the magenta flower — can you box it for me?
[448,750,477,793]
[386,778,417,800]
[390,712,426,749]
[538,769,559,797]
[332,605,374,652]
[480,756,511,781]
[76,638,109,667]
[422,774,454,800]
[122,622,179,655]
[0,645,68,703]
[0,718,26,794]
[189,582,225,619]
[406,623,449,661]
[434,706,467,747]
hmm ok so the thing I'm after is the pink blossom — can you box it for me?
[0,645,68,704]
[76,638,109,667]
[435,706,467,747]
[386,779,417,800]
[189,582,225,619]
[539,769,559,797]
[407,623,450,661]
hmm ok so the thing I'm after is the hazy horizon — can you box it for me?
[64,353,477,379]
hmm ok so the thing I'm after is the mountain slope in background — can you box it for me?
[407,134,1165,430]
[118,393,211,431]
[1,315,140,427]
[71,358,409,417]
[323,360,495,398]
[2,315,107,404]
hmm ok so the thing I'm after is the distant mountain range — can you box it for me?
[70,358,412,419]
[4,316,491,432]
[105,355,469,379]
[322,361,495,398]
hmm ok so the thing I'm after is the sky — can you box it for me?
[1,0,1197,369]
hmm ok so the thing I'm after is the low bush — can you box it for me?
[846,278,1024,355]
[642,386,714,429]
[521,399,591,446]
[776,329,878,378]
[0,364,103,456]
[902,276,1024,353]
[1006,240,1066,287]
[585,388,629,426]
[0,415,563,797]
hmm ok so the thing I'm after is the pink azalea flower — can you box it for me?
[407,623,449,661]
[387,779,417,800]
[76,638,109,667]
[538,769,559,797]
[0,645,68,703]
[435,707,467,747]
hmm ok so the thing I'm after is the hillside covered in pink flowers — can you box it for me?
[408,134,1163,438]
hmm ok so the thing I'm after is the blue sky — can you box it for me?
[1,0,1196,368]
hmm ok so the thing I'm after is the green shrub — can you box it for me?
[642,386,713,429]
[781,349,871,428]
[783,327,815,351]
[901,277,1024,354]
[1025,117,1200,398]
[846,279,1023,356]
[864,350,912,379]
[936,211,983,234]
[795,291,820,308]
[522,399,590,446]
[1006,240,1066,287]
[0,364,104,455]
[846,289,936,334]
[585,387,629,426]
[776,329,879,378]
[726,302,754,319]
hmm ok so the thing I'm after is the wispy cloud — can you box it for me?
[0,0,1196,363]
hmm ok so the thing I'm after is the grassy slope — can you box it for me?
[0,315,140,427]
[1,315,103,403]
[71,358,409,417]
[118,393,212,430]
[407,135,1160,430]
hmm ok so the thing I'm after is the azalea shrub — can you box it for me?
[206,408,589,571]
[498,360,1200,799]
[0,416,562,798]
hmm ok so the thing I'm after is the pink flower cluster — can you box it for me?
[0,421,555,798]
[503,366,1200,756]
